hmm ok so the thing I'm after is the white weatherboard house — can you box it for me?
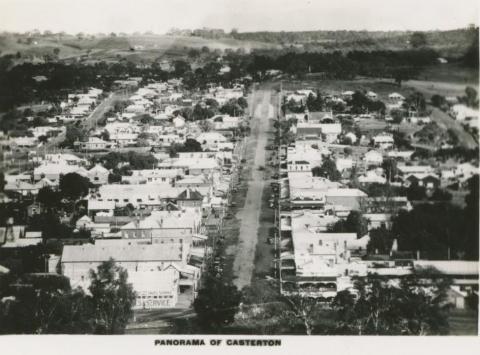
[87,164,109,185]
[196,132,227,150]
[373,133,394,149]
[364,150,383,166]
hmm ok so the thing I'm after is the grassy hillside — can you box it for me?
[2,28,477,63]
[0,33,280,63]
[417,63,478,85]
[233,28,477,58]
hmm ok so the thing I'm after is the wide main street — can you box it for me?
[231,87,274,290]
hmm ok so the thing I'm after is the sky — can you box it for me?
[0,0,478,34]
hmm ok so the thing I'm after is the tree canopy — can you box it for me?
[0,273,94,334]
[193,274,242,333]
[367,225,394,254]
[410,32,428,48]
[333,273,450,335]
[169,138,203,157]
[219,98,246,117]
[328,210,369,238]
[101,151,157,170]
[391,202,471,259]
[88,259,136,334]
[0,259,136,334]
[36,186,61,209]
[0,172,5,192]
[312,158,341,181]
[59,173,90,201]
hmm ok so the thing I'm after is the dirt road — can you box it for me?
[428,106,478,149]
[231,88,273,290]
[36,90,128,153]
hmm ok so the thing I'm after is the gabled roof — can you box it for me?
[77,215,92,223]
[89,164,109,174]
[365,149,382,157]
[177,189,203,200]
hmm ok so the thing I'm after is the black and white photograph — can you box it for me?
[0,0,478,352]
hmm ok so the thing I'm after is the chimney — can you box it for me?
[4,224,14,243]
[391,238,398,253]
[416,250,420,260]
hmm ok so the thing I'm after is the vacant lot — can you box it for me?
[448,309,478,335]
[284,64,479,101]
[417,63,478,86]
[404,79,478,99]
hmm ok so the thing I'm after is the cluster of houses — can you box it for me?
[1,79,250,310]
[285,88,472,131]
[71,82,247,152]
[2,88,105,150]
[275,102,478,306]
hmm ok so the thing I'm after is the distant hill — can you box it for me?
[0,33,281,64]
[230,28,478,58]
[0,28,477,64]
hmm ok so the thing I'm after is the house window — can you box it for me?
[94,177,99,181]
[114,199,119,202]
[123,199,129,202]
[137,198,142,202]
